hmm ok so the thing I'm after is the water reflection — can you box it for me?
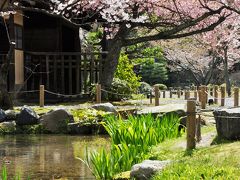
[0,135,109,179]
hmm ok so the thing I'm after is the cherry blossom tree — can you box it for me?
[1,0,239,104]
[162,38,222,86]
[6,0,230,89]
[200,13,240,95]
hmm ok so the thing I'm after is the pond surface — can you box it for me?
[0,135,109,179]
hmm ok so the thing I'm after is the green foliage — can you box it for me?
[154,84,168,90]
[1,165,22,180]
[2,165,7,180]
[139,60,168,85]
[114,54,141,93]
[86,31,103,45]
[129,45,168,85]
[138,82,152,94]
[86,113,181,179]
[108,78,133,101]
[71,109,109,125]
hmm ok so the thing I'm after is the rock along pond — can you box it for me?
[0,135,110,179]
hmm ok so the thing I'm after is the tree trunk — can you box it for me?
[100,39,122,89]
[223,47,231,96]
[0,44,14,110]
[203,57,217,85]
[100,24,130,90]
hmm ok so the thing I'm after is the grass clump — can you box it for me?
[85,113,181,179]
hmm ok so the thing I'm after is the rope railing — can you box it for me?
[6,84,240,110]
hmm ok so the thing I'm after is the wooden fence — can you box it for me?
[24,51,106,96]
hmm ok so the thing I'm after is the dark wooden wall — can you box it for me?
[24,11,80,52]
[0,23,10,53]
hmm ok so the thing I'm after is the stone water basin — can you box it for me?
[214,108,240,140]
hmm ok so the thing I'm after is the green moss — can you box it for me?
[0,122,16,134]
[113,171,131,180]
[15,124,48,134]
[71,108,109,124]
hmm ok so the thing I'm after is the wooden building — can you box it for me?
[0,1,104,100]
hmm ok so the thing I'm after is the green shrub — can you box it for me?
[86,113,181,179]
[139,82,152,94]
[114,54,141,93]
[154,84,167,90]
[107,78,133,101]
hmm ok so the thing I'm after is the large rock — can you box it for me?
[40,109,74,133]
[130,160,171,180]
[0,121,16,134]
[0,109,6,122]
[92,103,117,114]
[5,110,17,121]
[16,106,39,125]
[214,108,240,140]
[68,123,91,134]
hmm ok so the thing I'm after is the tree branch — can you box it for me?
[123,7,226,46]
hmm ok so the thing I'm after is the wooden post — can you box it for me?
[200,86,206,109]
[185,90,190,100]
[154,85,160,106]
[170,89,173,98]
[196,115,202,143]
[39,85,45,107]
[150,90,153,104]
[177,88,181,98]
[214,85,219,104]
[96,84,101,104]
[221,86,225,106]
[205,87,208,103]
[194,90,197,99]
[187,98,196,150]
[163,91,166,98]
[234,87,239,107]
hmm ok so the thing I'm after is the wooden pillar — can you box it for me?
[39,85,45,107]
[234,87,239,107]
[96,84,101,104]
[214,85,219,104]
[187,98,196,150]
[154,85,160,106]
[221,86,225,106]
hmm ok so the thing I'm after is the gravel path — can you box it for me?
[174,131,216,149]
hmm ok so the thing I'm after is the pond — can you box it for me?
[0,135,110,179]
